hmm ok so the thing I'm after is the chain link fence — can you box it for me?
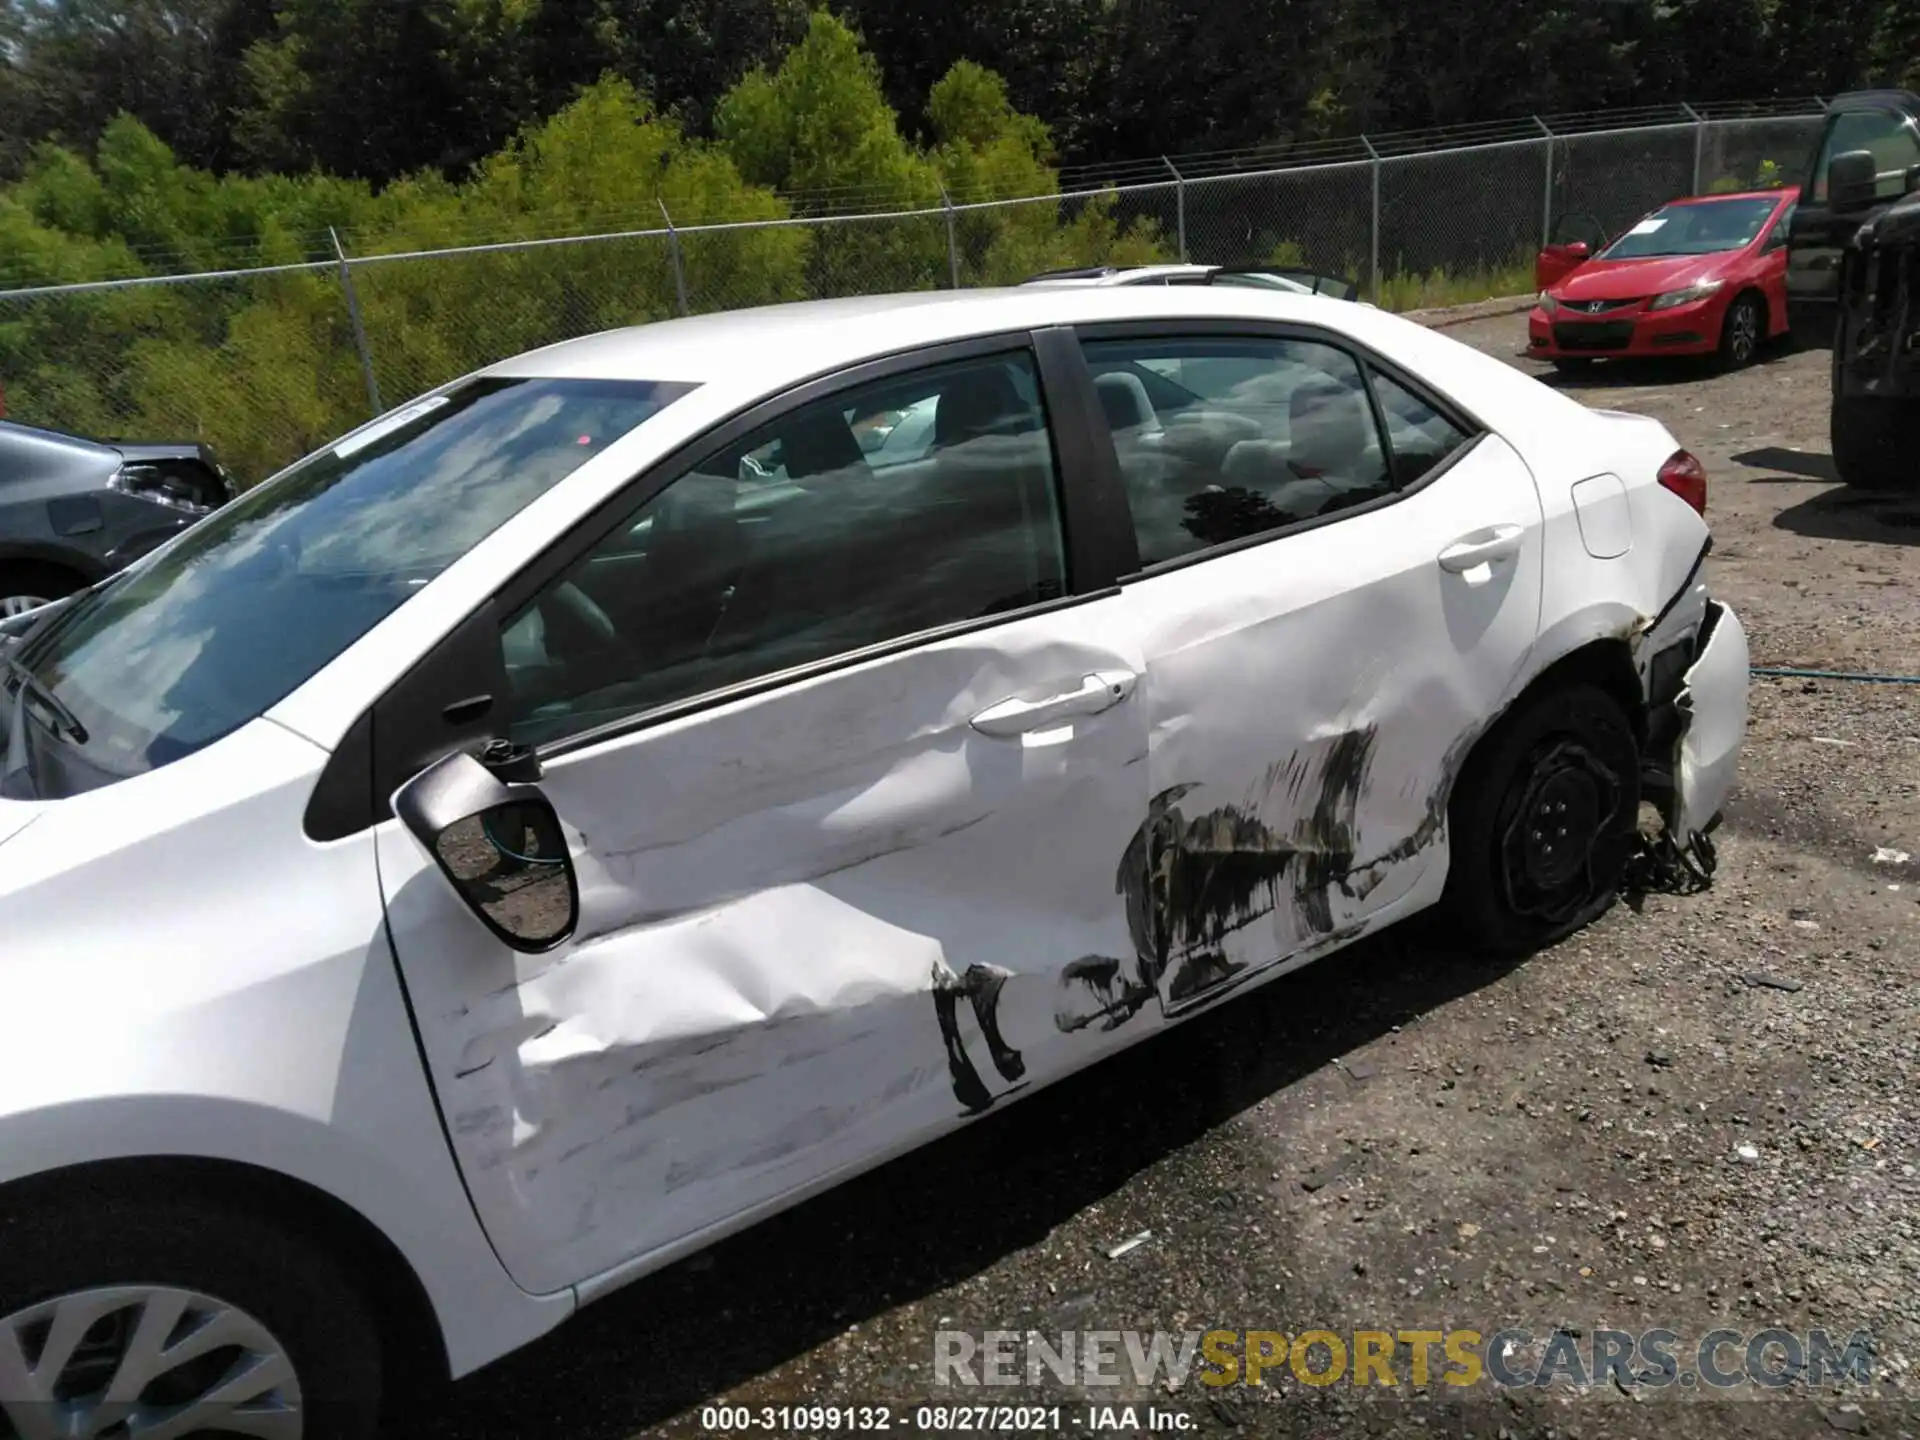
[0,104,1826,486]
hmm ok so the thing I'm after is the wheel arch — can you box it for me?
[0,1153,452,1401]
[0,544,103,587]
[1499,634,1644,743]
[0,1089,571,1381]
[1429,632,1644,883]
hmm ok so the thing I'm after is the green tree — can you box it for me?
[0,0,268,179]
[716,11,948,294]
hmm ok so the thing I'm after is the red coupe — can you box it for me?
[1527,188,1799,371]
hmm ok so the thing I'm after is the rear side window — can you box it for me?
[1369,371,1472,487]
[1081,336,1399,567]
[1814,110,1920,201]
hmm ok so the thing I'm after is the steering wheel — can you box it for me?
[517,580,645,707]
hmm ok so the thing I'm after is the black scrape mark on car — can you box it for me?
[1284,726,1375,934]
[1339,723,1483,901]
[933,962,1027,1114]
[937,726,1397,1111]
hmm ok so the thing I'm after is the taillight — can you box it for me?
[1658,449,1707,515]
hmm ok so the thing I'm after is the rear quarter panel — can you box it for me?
[1351,311,1710,686]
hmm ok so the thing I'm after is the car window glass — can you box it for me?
[500,352,1068,747]
[3,376,691,801]
[1767,201,1797,247]
[1599,198,1777,258]
[1080,335,1393,568]
[1815,111,1920,200]
[1368,371,1473,487]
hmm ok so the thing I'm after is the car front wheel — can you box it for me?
[1718,292,1764,369]
[1439,683,1641,957]
[0,562,84,621]
[0,1191,384,1440]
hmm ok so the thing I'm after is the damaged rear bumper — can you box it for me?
[1668,600,1749,840]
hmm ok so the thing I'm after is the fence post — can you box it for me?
[1360,135,1382,303]
[1681,102,1706,194]
[1163,157,1187,261]
[330,227,381,418]
[940,187,961,289]
[658,200,690,316]
[1533,116,1555,249]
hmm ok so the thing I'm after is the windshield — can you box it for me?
[1,374,695,801]
[1599,198,1780,259]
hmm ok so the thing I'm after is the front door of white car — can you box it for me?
[377,343,1152,1295]
[1078,328,1546,1014]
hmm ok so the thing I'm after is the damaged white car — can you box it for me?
[0,285,1747,1436]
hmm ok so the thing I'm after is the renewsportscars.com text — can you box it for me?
[933,1327,1875,1392]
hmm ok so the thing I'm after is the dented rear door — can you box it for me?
[1076,326,1547,1017]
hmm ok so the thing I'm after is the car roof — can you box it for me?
[1667,189,1795,206]
[485,284,1366,396]
[1828,89,1920,114]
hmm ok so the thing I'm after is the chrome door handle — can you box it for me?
[1438,524,1526,573]
[971,670,1138,737]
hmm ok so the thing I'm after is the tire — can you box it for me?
[1831,394,1918,491]
[1439,683,1641,958]
[0,560,85,621]
[1718,292,1764,370]
[0,1188,384,1440]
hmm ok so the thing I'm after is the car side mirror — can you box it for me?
[1829,149,1879,211]
[394,748,579,954]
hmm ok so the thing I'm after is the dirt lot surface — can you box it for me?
[414,316,1920,1439]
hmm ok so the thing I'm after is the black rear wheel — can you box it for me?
[1440,684,1641,957]
[1832,394,1918,491]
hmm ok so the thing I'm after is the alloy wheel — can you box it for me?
[1728,302,1759,364]
[0,1284,303,1440]
[0,595,50,620]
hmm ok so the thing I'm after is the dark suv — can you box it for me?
[1783,90,1920,488]
[0,421,235,617]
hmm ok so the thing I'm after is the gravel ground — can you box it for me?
[411,315,1920,1440]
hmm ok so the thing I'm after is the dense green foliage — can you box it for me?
[0,13,1174,479]
[3,0,1915,184]
[0,0,1904,479]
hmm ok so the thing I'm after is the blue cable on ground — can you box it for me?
[1751,666,1920,686]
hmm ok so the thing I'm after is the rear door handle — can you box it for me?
[971,670,1138,737]
[1438,524,1526,573]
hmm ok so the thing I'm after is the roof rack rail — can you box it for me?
[1020,265,1126,281]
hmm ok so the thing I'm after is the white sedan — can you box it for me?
[0,285,1747,1437]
